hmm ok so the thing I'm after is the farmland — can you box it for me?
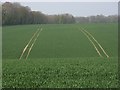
[2,23,118,88]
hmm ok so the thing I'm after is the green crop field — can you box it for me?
[2,23,118,88]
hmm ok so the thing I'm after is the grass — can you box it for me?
[3,57,118,88]
[2,25,39,59]
[3,23,118,59]
[79,23,118,57]
[29,24,98,58]
[2,23,118,88]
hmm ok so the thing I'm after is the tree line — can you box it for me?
[2,2,117,25]
[2,2,75,25]
[75,15,117,23]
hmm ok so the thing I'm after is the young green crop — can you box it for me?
[3,57,118,88]
[2,23,118,59]
[2,23,118,88]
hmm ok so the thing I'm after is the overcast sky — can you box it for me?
[19,2,118,17]
[1,0,119,2]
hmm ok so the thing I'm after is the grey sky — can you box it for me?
[20,2,118,17]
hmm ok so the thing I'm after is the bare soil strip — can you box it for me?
[82,28,109,58]
[26,28,43,59]
[19,28,40,60]
[80,29,103,57]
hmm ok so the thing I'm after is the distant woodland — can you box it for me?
[2,2,118,25]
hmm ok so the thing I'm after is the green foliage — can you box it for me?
[3,23,118,59]
[3,57,118,88]
[2,23,118,88]
[3,25,39,59]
